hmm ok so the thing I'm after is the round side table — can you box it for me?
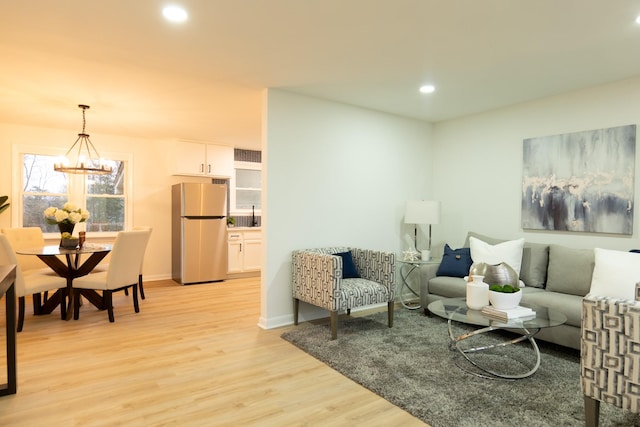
[397,257,441,310]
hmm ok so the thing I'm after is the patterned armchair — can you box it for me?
[581,283,640,427]
[292,247,396,340]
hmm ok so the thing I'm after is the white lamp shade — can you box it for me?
[404,200,440,225]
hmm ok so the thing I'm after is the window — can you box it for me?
[15,145,130,237]
[232,161,261,212]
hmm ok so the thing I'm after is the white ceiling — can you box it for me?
[2,1,640,149]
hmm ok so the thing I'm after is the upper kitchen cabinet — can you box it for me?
[172,141,234,178]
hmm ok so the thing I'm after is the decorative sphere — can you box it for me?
[469,262,518,287]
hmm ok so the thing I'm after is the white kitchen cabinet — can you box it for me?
[241,231,262,271]
[227,229,262,275]
[173,141,234,177]
[227,232,244,274]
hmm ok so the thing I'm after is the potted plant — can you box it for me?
[227,216,236,227]
[59,232,79,249]
[488,283,522,310]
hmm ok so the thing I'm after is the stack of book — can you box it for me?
[481,305,535,321]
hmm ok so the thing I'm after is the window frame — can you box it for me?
[12,144,133,240]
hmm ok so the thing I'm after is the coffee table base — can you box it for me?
[447,319,541,380]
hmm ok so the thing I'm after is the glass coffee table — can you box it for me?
[427,298,566,380]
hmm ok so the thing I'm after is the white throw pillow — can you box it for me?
[469,236,525,277]
[589,248,640,300]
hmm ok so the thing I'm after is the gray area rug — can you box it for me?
[282,308,640,427]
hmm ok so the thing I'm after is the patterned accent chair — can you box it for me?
[292,247,396,340]
[581,283,640,427]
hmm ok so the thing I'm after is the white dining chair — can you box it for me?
[1,227,56,274]
[0,234,68,331]
[95,226,152,300]
[72,230,151,322]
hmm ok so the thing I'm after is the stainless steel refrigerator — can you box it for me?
[172,182,228,284]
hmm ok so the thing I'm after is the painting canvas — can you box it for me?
[522,125,636,235]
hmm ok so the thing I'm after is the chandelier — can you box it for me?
[53,104,113,175]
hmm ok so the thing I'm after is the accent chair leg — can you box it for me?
[17,296,25,332]
[388,301,394,328]
[584,395,600,427]
[347,308,351,315]
[330,311,338,340]
[293,298,299,325]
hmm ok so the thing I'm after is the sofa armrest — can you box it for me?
[419,263,441,310]
[581,291,640,412]
[292,250,341,311]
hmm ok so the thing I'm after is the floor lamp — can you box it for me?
[404,200,440,260]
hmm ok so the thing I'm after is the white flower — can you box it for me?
[43,202,90,225]
[54,209,69,223]
[67,212,82,224]
[80,209,90,221]
[44,207,57,217]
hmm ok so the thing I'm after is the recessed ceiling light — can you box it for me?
[636,15,640,24]
[163,5,188,23]
[419,85,436,94]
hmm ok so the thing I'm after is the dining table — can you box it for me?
[16,243,112,320]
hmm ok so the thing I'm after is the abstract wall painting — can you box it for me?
[522,125,636,235]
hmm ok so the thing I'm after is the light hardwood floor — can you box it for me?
[0,278,427,426]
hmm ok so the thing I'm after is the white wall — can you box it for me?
[260,89,434,328]
[431,76,640,252]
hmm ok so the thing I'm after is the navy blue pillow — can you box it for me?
[335,251,360,278]
[436,244,473,278]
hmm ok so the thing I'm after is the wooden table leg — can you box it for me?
[0,266,17,396]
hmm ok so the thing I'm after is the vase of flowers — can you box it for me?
[44,203,90,247]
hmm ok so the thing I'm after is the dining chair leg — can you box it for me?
[32,293,42,315]
[17,296,25,332]
[132,284,140,313]
[73,289,81,320]
[59,288,66,321]
[105,290,115,322]
[138,274,145,300]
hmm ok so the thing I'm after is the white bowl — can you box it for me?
[488,290,522,310]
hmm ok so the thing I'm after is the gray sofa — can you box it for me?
[419,232,595,350]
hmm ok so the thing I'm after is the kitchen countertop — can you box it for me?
[227,227,261,231]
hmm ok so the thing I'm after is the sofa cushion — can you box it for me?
[428,276,468,298]
[469,236,525,277]
[521,291,583,328]
[589,248,640,300]
[520,242,549,288]
[436,244,472,278]
[464,231,548,288]
[545,245,594,296]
